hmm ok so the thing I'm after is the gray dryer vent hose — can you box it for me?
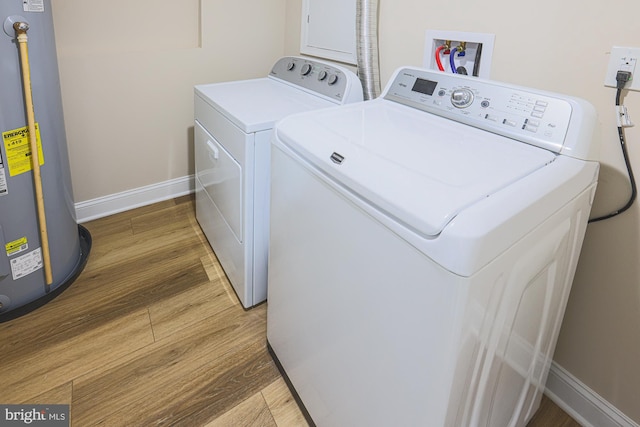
[356,0,381,100]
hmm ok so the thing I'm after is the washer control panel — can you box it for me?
[384,67,575,154]
[269,56,355,104]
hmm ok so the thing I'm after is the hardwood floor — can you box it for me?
[0,196,580,426]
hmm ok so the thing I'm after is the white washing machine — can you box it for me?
[194,57,362,308]
[267,67,600,426]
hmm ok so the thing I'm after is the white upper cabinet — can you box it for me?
[300,0,357,65]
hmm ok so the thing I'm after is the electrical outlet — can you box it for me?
[424,30,495,78]
[605,46,640,91]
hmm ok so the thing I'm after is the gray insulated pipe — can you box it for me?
[356,0,381,100]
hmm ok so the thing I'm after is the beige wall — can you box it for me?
[51,0,286,202]
[286,0,640,422]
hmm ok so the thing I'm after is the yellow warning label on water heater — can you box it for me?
[2,124,45,177]
[6,237,28,257]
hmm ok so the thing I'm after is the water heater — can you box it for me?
[0,0,90,321]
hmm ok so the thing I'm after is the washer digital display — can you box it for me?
[412,78,438,96]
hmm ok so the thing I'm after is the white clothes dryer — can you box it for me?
[194,57,362,308]
[267,67,599,426]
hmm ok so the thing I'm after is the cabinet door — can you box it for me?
[301,0,357,64]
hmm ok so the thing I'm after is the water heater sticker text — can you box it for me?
[23,0,45,13]
[2,124,44,177]
[0,150,7,196]
[6,237,29,257]
[10,248,43,281]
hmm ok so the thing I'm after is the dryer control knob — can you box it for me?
[328,74,339,85]
[318,70,328,81]
[301,63,312,76]
[451,89,474,108]
[287,62,296,71]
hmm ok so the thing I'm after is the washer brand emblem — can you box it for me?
[330,152,345,165]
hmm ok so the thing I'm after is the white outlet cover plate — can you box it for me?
[605,46,640,91]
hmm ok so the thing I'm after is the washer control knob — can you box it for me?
[301,63,312,76]
[451,88,474,108]
[287,62,296,71]
[318,70,328,81]
[328,74,339,85]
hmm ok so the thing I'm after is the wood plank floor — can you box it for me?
[0,196,580,426]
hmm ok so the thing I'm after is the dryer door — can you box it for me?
[195,122,243,242]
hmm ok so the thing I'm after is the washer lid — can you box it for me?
[275,100,558,237]
[195,78,336,133]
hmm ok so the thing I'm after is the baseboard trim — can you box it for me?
[75,176,194,223]
[546,362,639,427]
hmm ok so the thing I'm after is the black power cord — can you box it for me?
[589,70,637,223]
